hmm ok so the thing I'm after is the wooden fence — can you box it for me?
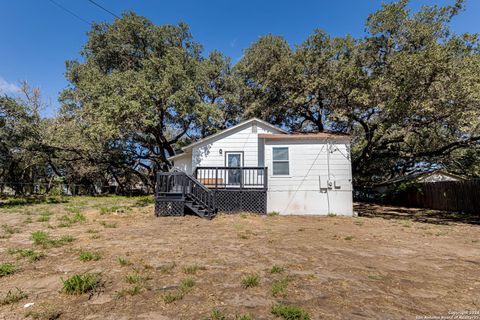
[392,180,480,213]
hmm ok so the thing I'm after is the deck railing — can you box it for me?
[156,171,215,213]
[194,167,268,190]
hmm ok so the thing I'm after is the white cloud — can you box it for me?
[0,77,20,94]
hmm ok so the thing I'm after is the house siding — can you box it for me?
[191,122,280,168]
[264,138,353,216]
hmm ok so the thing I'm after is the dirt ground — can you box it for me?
[0,197,479,320]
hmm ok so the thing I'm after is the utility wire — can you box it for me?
[47,0,91,25]
[86,0,120,18]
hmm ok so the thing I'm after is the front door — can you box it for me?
[226,152,243,186]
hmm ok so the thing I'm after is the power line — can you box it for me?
[47,0,91,25]
[86,0,120,19]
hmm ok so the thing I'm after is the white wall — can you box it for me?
[264,138,353,216]
[173,154,192,174]
[191,122,279,168]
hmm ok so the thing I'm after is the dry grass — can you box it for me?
[0,197,479,319]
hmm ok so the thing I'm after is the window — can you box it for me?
[272,147,289,176]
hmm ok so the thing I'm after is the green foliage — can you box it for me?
[58,212,86,227]
[117,257,131,266]
[270,265,284,274]
[31,231,74,248]
[271,303,310,320]
[0,288,28,306]
[241,274,259,288]
[79,251,101,262]
[180,277,195,292]
[62,273,101,295]
[8,248,45,262]
[272,277,290,298]
[0,263,14,277]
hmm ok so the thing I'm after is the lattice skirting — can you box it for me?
[214,190,267,214]
[155,199,185,216]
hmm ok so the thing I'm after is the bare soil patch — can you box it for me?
[0,197,479,319]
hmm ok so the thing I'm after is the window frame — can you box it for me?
[271,146,290,177]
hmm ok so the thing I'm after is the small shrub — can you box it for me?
[99,221,117,228]
[241,274,259,288]
[327,213,337,217]
[271,303,310,320]
[118,257,131,266]
[180,277,195,292]
[62,273,101,295]
[272,277,290,297]
[7,248,45,262]
[267,211,280,217]
[0,288,27,306]
[182,264,205,275]
[0,263,14,277]
[271,265,284,274]
[162,291,183,304]
[344,236,354,241]
[79,251,101,262]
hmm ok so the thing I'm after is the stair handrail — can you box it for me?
[184,173,215,212]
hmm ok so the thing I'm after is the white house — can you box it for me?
[163,118,353,216]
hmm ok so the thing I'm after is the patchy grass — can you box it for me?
[206,309,226,320]
[126,272,150,285]
[117,257,131,266]
[344,236,354,241]
[272,277,290,298]
[0,263,15,277]
[271,265,284,274]
[162,291,184,304]
[241,274,259,288]
[0,288,28,306]
[182,264,206,275]
[180,277,195,292]
[2,224,20,235]
[31,231,74,248]
[61,273,101,295]
[158,261,176,274]
[79,251,101,262]
[236,315,253,320]
[114,285,142,298]
[57,212,86,227]
[271,303,310,320]
[37,211,52,222]
[267,211,280,217]
[24,304,62,320]
[99,205,131,215]
[8,248,45,262]
[99,221,117,228]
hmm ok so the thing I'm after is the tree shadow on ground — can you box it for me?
[0,196,67,208]
[355,202,480,225]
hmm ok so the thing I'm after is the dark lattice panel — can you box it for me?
[155,199,185,216]
[214,190,266,214]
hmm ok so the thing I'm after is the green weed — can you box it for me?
[272,277,290,297]
[271,303,310,320]
[241,274,259,288]
[7,248,45,262]
[61,273,101,295]
[0,288,27,306]
[271,265,284,274]
[182,264,206,275]
[79,251,101,262]
[0,263,14,277]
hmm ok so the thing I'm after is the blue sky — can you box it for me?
[1,0,478,116]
